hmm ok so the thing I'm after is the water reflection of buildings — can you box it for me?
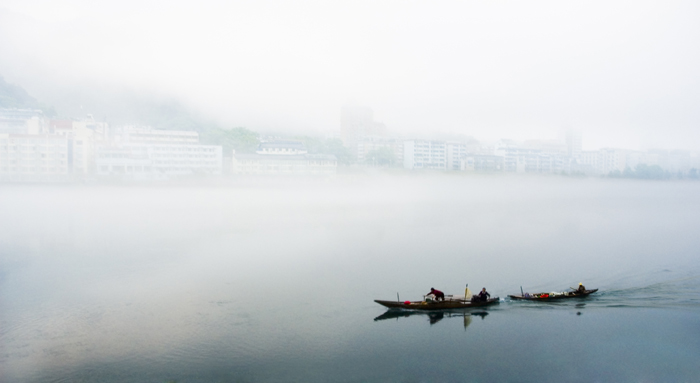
[374,310,488,329]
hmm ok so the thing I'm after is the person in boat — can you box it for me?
[426,288,445,301]
[576,283,586,294]
[478,288,491,302]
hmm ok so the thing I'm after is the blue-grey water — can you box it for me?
[1,175,699,382]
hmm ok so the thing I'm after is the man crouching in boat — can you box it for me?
[426,287,445,301]
[476,288,490,302]
[576,283,586,294]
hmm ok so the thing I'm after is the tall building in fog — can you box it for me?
[566,131,582,158]
[340,106,387,147]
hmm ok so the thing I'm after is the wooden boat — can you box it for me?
[374,297,500,310]
[508,289,598,301]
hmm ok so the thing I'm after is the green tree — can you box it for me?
[365,147,396,167]
[634,164,668,179]
[323,138,355,166]
[294,136,355,165]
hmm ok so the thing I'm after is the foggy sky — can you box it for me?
[1,0,699,150]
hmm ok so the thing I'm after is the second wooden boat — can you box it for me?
[508,289,598,301]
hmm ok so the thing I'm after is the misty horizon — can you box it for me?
[1,1,699,151]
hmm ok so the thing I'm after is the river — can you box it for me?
[1,174,699,382]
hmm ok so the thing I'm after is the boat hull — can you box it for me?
[374,298,499,310]
[508,289,598,301]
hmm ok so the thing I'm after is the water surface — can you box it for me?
[1,175,699,382]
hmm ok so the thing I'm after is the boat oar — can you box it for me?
[397,292,400,302]
[520,286,524,297]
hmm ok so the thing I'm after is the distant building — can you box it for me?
[95,143,222,179]
[492,139,571,174]
[112,125,198,144]
[232,140,337,175]
[579,148,628,175]
[356,136,403,166]
[0,112,107,181]
[95,126,222,179]
[446,142,468,171]
[461,154,505,172]
[403,140,447,170]
[0,134,70,182]
[0,108,45,135]
[565,131,582,158]
[340,106,387,147]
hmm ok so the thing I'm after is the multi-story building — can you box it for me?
[95,143,222,179]
[493,139,571,174]
[340,106,387,148]
[50,116,109,176]
[578,148,628,175]
[0,109,45,135]
[232,140,337,175]
[95,126,222,179]
[356,136,403,166]
[0,134,70,182]
[565,131,582,158]
[461,155,505,172]
[112,125,198,144]
[403,140,447,170]
[446,142,468,171]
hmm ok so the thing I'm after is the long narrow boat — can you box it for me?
[508,289,598,301]
[374,297,499,310]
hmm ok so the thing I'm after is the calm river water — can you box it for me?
[1,175,699,382]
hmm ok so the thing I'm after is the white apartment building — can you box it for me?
[232,141,337,176]
[579,149,628,175]
[95,126,222,179]
[113,126,199,144]
[0,109,45,135]
[403,140,447,170]
[0,134,70,182]
[446,142,468,171]
[95,143,222,178]
[493,140,571,174]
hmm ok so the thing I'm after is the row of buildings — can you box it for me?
[0,108,337,182]
[4,105,697,181]
[350,134,699,176]
[339,106,699,176]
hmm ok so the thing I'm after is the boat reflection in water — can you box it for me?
[374,310,489,329]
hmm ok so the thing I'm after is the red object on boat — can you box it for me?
[404,300,411,305]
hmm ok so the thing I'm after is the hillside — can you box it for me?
[0,76,56,116]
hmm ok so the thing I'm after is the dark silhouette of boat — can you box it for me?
[374,297,499,310]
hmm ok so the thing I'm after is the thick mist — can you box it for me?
[2,1,700,149]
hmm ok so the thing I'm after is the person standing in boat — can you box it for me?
[576,283,586,294]
[426,288,445,301]
[478,288,491,302]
